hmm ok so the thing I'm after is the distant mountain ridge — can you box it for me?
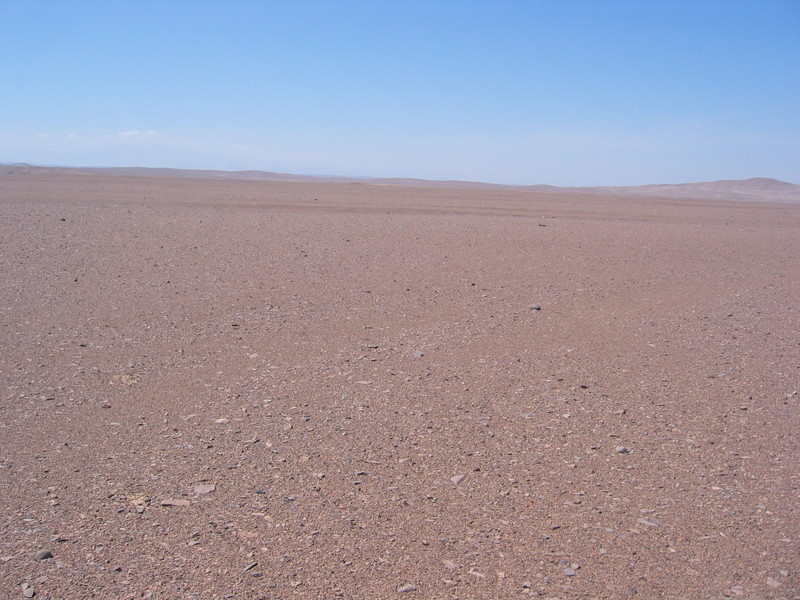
[2,163,799,204]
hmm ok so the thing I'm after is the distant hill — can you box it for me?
[570,177,800,204]
[0,163,357,184]
[2,164,798,204]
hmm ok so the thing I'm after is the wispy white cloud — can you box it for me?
[117,130,159,139]
[108,130,188,148]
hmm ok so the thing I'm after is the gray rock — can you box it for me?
[398,584,417,593]
[193,484,216,495]
[21,583,35,598]
[161,498,190,507]
[530,304,541,310]
[33,550,52,561]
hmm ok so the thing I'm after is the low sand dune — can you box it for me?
[1,171,798,599]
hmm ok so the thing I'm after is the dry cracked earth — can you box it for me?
[1,172,798,599]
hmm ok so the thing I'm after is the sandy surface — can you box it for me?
[1,172,798,599]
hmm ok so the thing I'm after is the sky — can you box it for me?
[1,1,798,186]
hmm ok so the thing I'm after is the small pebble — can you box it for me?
[530,304,541,310]
[450,474,466,485]
[397,583,417,593]
[21,583,35,598]
[615,446,631,454]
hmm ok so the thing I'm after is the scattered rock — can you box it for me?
[21,583,35,598]
[244,562,258,571]
[530,304,541,310]
[33,550,52,561]
[193,484,216,495]
[615,446,631,454]
[564,567,577,577]
[397,583,417,593]
[442,559,459,570]
[450,474,466,485]
[161,499,190,507]
[766,577,781,588]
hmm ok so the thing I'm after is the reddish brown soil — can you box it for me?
[1,172,798,599]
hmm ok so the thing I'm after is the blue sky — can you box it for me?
[1,1,798,186]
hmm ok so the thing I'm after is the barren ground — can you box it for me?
[1,172,798,599]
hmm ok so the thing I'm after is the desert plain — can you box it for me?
[1,169,798,600]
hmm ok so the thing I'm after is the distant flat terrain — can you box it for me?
[1,171,798,599]
[3,163,800,204]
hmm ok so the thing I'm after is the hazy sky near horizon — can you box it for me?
[1,1,798,186]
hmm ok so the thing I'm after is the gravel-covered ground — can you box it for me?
[1,172,798,599]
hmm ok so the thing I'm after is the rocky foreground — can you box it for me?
[1,172,798,599]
